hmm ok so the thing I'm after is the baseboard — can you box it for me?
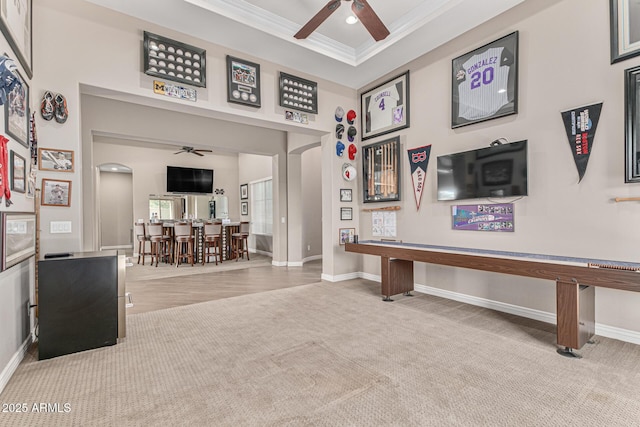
[101,245,132,250]
[254,249,272,257]
[302,255,322,264]
[288,261,303,267]
[0,334,32,395]
[321,272,360,282]
[355,273,640,345]
[287,255,322,267]
[272,260,287,267]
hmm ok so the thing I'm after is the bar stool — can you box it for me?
[174,222,194,267]
[231,221,250,262]
[134,222,151,265]
[148,224,172,267]
[202,222,223,265]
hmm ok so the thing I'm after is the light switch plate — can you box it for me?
[50,221,72,234]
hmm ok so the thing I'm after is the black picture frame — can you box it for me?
[240,183,248,200]
[10,150,25,193]
[143,31,206,88]
[451,31,519,128]
[625,65,640,182]
[340,207,353,221]
[241,201,248,216]
[362,136,401,203]
[4,67,28,147]
[610,0,640,63]
[340,188,352,202]
[227,55,261,108]
[0,0,32,78]
[361,71,409,140]
[279,72,318,114]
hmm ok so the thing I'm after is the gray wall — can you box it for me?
[301,146,322,259]
[99,171,133,248]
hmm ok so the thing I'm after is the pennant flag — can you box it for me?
[407,145,431,210]
[560,103,602,182]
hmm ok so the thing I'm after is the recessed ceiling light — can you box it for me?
[111,167,118,171]
[346,15,358,25]
[498,88,507,93]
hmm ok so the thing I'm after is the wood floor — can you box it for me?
[125,254,322,315]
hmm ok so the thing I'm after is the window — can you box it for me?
[149,198,176,220]
[250,178,272,235]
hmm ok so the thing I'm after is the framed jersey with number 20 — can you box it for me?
[451,31,519,128]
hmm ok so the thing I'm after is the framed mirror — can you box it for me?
[625,65,640,182]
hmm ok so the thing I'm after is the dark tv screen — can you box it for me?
[437,140,528,201]
[166,166,213,194]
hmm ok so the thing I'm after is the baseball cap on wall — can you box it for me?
[335,106,345,122]
[348,144,357,161]
[347,126,357,142]
[346,109,356,124]
[336,123,345,139]
[342,163,357,181]
[336,141,345,157]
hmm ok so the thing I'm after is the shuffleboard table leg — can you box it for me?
[556,346,582,359]
[382,296,394,302]
[403,292,413,296]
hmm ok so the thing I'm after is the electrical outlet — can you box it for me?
[307,245,311,251]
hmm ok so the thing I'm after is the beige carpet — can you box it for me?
[1,279,639,426]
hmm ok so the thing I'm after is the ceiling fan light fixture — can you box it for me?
[346,15,358,25]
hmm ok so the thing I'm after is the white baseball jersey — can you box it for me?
[367,83,400,132]
[457,46,512,121]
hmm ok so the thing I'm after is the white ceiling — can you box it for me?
[86,0,526,89]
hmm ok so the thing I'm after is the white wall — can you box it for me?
[354,0,640,334]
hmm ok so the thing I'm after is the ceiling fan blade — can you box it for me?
[352,0,390,41]
[194,152,204,157]
[196,149,213,153]
[294,0,341,39]
[174,150,185,154]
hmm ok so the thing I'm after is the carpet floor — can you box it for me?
[1,279,639,426]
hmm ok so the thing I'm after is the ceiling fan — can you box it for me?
[294,0,390,42]
[173,146,213,157]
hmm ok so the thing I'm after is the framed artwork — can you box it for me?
[279,72,318,114]
[362,136,401,203]
[240,183,248,200]
[625,65,640,182]
[451,31,519,128]
[0,0,32,78]
[340,188,352,202]
[41,178,71,207]
[10,150,25,193]
[241,201,248,216]
[1,212,36,271]
[338,227,355,245]
[340,207,353,221]
[611,0,640,63]
[4,67,28,147]
[143,31,206,88]
[361,71,409,140]
[38,148,74,172]
[226,55,261,108]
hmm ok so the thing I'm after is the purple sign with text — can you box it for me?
[452,203,514,232]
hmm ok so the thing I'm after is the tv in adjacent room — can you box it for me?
[437,140,528,201]
[166,166,214,194]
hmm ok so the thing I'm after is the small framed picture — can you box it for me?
[240,183,248,200]
[340,207,353,221]
[4,68,29,147]
[227,55,261,108]
[241,201,248,216]
[41,178,71,207]
[340,188,352,202]
[38,148,74,172]
[338,227,355,245]
[10,150,25,193]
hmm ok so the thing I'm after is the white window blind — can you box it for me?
[250,179,272,235]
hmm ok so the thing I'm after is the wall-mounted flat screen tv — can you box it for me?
[166,166,214,194]
[437,140,528,201]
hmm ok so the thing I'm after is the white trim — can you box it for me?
[321,272,360,282]
[272,260,287,267]
[302,255,322,264]
[100,245,132,250]
[0,334,32,395]
[248,176,273,185]
[353,273,640,345]
[288,261,303,267]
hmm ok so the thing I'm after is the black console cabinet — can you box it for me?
[38,251,126,360]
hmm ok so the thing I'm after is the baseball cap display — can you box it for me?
[335,106,345,122]
[348,144,357,161]
[336,141,345,157]
[342,163,357,181]
[347,126,357,142]
[346,109,357,124]
[336,123,345,139]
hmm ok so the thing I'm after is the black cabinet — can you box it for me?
[38,251,126,360]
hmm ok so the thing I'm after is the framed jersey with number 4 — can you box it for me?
[451,31,519,128]
[361,71,409,140]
